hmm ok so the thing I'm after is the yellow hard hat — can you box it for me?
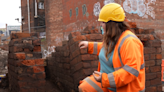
[98,3,125,22]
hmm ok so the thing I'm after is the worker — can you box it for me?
[78,3,145,92]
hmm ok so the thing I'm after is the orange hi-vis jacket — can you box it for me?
[88,30,145,92]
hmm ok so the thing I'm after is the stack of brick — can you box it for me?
[8,33,46,92]
[46,24,162,92]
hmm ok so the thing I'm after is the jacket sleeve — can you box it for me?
[101,38,144,88]
[88,42,103,56]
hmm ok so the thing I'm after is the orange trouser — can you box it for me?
[78,76,114,92]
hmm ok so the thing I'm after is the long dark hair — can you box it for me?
[103,21,131,60]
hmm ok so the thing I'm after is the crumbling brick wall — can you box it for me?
[46,23,162,92]
[8,33,46,92]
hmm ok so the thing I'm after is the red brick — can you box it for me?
[32,38,41,45]
[145,67,150,73]
[150,78,161,86]
[146,81,150,87]
[33,66,45,73]
[146,73,157,80]
[14,53,25,60]
[80,48,87,54]
[81,54,98,61]
[82,62,91,68]
[145,60,155,67]
[144,29,155,34]
[85,34,103,41]
[144,54,149,61]
[70,56,81,66]
[69,35,86,45]
[156,48,162,53]
[20,87,37,92]
[18,81,28,88]
[21,60,35,66]
[90,29,100,34]
[156,54,162,59]
[64,51,70,57]
[64,64,70,69]
[144,47,156,54]
[33,46,41,52]
[35,59,44,66]
[82,69,92,76]
[11,33,31,40]
[24,48,31,52]
[68,31,81,40]
[150,66,161,73]
[150,54,155,60]
[145,86,156,92]
[156,60,162,65]
[91,61,99,67]
[156,72,161,78]
[157,85,162,92]
[9,39,22,46]
[73,62,83,73]
[36,72,46,79]
[71,49,80,59]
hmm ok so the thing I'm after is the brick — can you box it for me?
[90,29,100,34]
[157,85,162,92]
[144,47,156,54]
[14,53,25,60]
[11,33,31,40]
[144,54,149,61]
[156,60,162,65]
[28,80,46,87]
[150,78,161,86]
[68,31,81,40]
[145,60,155,67]
[150,66,161,73]
[33,46,41,52]
[73,62,83,73]
[71,49,80,59]
[156,47,162,53]
[62,41,68,46]
[32,38,41,45]
[9,39,22,46]
[81,54,98,61]
[55,46,63,52]
[85,34,103,41]
[64,51,70,57]
[70,42,79,52]
[82,69,92,76]
[36,72,46,79]
[146,81,150,87]
[69,35,86,45]
[145,67,150,73]
[91,61,99,67]
[18,81,28,88]
[150,54,155,60]
[82,62,91,68]
[70,56,81,66]
[64,64,70,69]
[33,66,45,73]
[80,48,87,54]
[146,73,157,80]
[24,48,31,52]
[156,54,162,59]
[145,86,156,92]
[145,40,161,47]
[35,59,44,66]
[21,60,35,66]
[156,72,161,78]
[144,29,155,34]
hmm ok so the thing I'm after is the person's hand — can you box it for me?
[93,71,102,82]
[79,41,88,49]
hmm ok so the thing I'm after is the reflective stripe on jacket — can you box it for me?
[88,30,145,92]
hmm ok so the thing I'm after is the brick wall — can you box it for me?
[44,0,164,57]
[46,21,162,92]
[8,33,46,92]
[21,0,45,33]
